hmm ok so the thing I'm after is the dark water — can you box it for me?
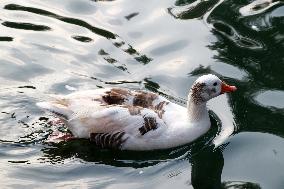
[1,0,284,188]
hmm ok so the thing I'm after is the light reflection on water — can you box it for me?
[253,90,284,109]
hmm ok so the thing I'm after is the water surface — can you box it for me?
[1,0,284,188]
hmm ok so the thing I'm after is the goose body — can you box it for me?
[37,74,236,151]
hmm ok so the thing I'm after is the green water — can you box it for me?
[0,0,284,188]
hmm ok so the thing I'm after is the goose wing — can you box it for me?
[37,89,170,149]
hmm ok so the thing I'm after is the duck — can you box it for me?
[37,74,237,151]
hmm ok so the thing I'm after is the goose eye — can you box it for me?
[213,82,217,86]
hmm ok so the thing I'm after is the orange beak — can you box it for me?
[221,82,237,93]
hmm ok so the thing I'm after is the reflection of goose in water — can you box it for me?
[37,75,236,151]
[40,139,261,188]
[191,146,224,188]
[40,139,192,167]
[191,146,261,189]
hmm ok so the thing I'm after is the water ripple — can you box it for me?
[212,21,264,50]
[242,4,284,33]
[239,0,283,17]
[2,21,51,31]
[150,40,188,56]
[0,0,284,187]
[0,36,13,41]
[0,59,52,81]
[168,0,219,20]
[72,35,93,42]
[125,12,139,20]
[4,4,116,38]
[4,3,152,64]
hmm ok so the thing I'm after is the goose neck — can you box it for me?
[187,96,208,122]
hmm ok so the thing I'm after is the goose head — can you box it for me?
[187,74,237,121]
[189,74,237,104]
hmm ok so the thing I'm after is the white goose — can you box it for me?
[37,74,236,151]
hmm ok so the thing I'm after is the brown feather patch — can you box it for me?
[133,91,158,108]
[122,105,143,115]
[90,131,127,149]
[139,116,158,135]
[102,88,130,105]
[154,101,169,118]
[190,82,206,104]
[55,99,69,107]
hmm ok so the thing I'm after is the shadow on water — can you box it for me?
[4,3,152,64]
